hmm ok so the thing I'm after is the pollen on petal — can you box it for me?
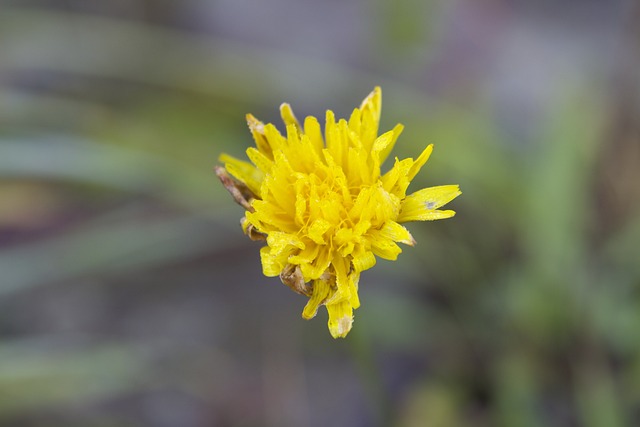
[397,185,462,223]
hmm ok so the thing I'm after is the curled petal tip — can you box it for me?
[329,315,353,339]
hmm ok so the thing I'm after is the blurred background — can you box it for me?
[1,1,639,426]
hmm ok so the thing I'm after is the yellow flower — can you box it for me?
[217,87,461,338]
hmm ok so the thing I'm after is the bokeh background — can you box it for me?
[1,1,639,426]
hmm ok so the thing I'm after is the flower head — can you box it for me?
[216,87,461,338]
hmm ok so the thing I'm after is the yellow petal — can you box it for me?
[304,116,325,154]
[325,118,349,167]
[348,185,375,222]
[371,130,394,159]
[369,231,402,260]
[358,86,381,151]
[407,144,433,181]
[260,246,284,277]
[219,153,263,196]
[360,86,382,117]
[294,196,306,226]
[397,185,462,222]
[332,256,351,299]
[246,114,272,159]
[379,124,404,165]
[346,146,369,187]
[409,210,457,221]
[296,134,324,172]
[354,220,371,236]
[370,183,401,222]
[246,147,273,174]
[348,107,362,136]
[265,151,296,213]
[326,300,354,338]
[285,123,300,147]
[324,110,340,161]
[381,157,412,194]
[299,245,332,280]
[288,243,320,265]
[280,103,301,129]
[369,130,395,181]
[347,271,361,309]
[266,231,305,255]
[325,257,360,311]
[321,150,351,209]
[378,221,416,246]
[308,219,331,244]
[351,248,376,273]
[302,278,331,319]
[246,201,297,234]
[263,123,286,153]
